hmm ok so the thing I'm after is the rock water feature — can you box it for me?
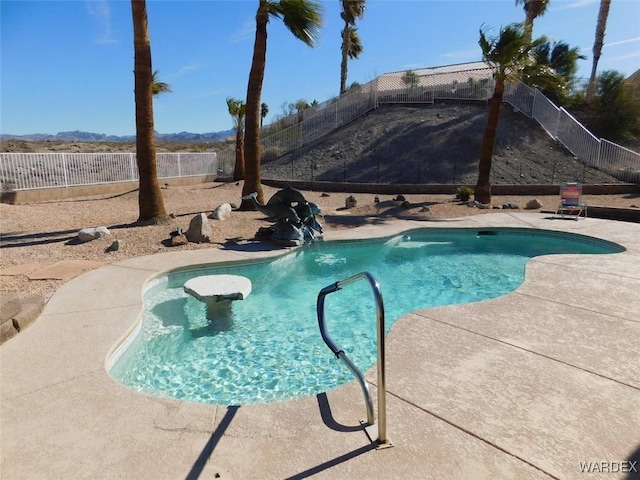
[243,187,323,247]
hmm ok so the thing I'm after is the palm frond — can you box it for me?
[270,0,323,47]
[347,27,363,59]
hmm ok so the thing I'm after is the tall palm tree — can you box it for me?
[532,41,585,103]
[260,102,269,128]
[339,0,366,95]
[240,0,323,210]
[151,70,172,96]
[586,0,611,103]
[515,0,549,44]
[131,0,170,225]
[226,97,246,181]
[475,23,555,205]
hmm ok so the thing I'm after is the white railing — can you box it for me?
[0,152,218,191]
[253,63,638,184]
[504,82,640,183]
[3,63,638,191]
[259,81,378,163]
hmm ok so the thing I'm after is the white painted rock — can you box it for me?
[210,203,232,220]
[78,226,111,243]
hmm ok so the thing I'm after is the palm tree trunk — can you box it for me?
[240,0,268,210]
[339,23,349,94]
[586,0,611,103]
[131,0,169,225]
[233,124,245,181]
[523,10,535,45]
[475,79,505,205]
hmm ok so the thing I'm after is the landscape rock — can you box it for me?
[525,199,542,210]
[105,239,122,253]
[345,195,357,209]
[502,203,520,210]
[171,234,189,247]
[209,203,232,220]
[78,226,110,243]
[185,213,212,243]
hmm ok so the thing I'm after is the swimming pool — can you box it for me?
[108,228,624,406]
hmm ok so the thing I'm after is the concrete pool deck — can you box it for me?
[1,213,639,480]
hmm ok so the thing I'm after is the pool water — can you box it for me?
[109,228,623,406]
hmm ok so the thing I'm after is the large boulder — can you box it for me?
[185,213,212,243]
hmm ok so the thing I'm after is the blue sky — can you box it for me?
[2,0,639,136]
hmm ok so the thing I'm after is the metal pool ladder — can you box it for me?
[316,271,392,448]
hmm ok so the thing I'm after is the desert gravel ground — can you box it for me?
[1,180,638,301]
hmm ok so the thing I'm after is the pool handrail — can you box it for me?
[316,271,390,446]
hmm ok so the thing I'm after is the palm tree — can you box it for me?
[586,0,611,103]
[475,23,555,205]
[515,0,549,44]
[151,70,172,96]
[532,41,585,103]
[131,0,170,225]
[401,69,419,87]
[260,102,269,128]
[240,0,323,210]
[226,97,246,181]
[339,0,366,95]
[346,27,363,77]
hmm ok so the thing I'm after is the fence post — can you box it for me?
[373,77,379,109]
[130,153,136,181]
[177,153,181,178]
[62,153,69,188]
[555,108,562,140]
[531,90,538,122]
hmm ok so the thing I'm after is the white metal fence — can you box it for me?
[0,152,218,191]
[2,62,638,191]
[504,82,640,183]
[252,63,638,183]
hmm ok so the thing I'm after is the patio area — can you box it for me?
[1,212,639,480]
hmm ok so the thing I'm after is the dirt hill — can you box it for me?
[262,103,623,185]
[1,103,626,185]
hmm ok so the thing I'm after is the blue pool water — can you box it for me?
[109,228,623,406]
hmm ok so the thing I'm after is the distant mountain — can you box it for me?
[0,129,235,143]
